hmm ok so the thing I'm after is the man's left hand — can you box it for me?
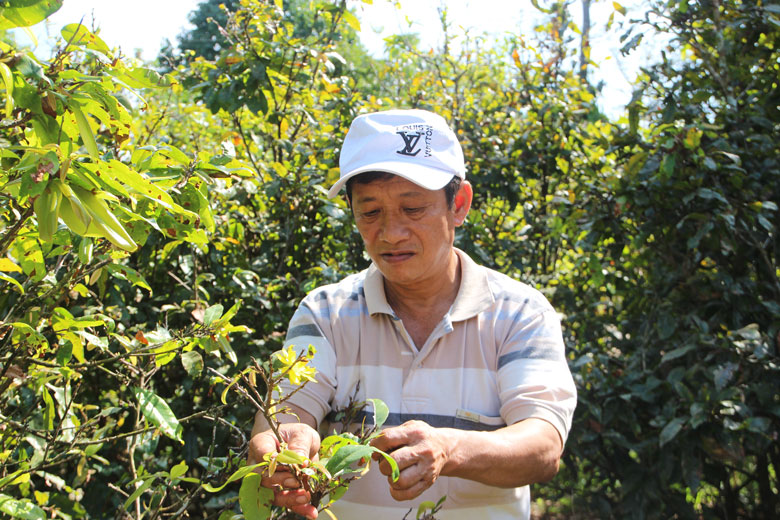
[370,420,452,501]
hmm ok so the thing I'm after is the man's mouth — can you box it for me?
[380,251,415,263]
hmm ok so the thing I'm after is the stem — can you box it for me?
[0,205,34,258]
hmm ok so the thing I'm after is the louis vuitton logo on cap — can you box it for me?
[396,131,422,156]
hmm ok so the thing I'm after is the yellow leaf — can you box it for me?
[0,257,22,273]
[0,61,13,118]
[34,490,50,506]
[63,331,86,363]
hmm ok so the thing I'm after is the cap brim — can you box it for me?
[327,161,456,198]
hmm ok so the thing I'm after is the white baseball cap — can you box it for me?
[328,109,466,198]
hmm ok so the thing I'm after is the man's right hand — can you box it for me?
[249,418,321,519]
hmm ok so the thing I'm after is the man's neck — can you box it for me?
[383,250,462,335]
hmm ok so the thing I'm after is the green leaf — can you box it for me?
[201,463,263,493]
[41,388,55,430]
[0,0,63,30]
[319,433,358,457]
[69,102,99,158]
[10,322,48,350]
[71,184,137,252]
[203,304,224,326]
[325,444,399,481]
[238,473,273,520]
[61,23,112,55]
[122,476,157,511]
[656,313,677,340]
[153,340,179,367]
[106,263,152,292]
[417,501,435,519]
[105,160,197,222]
[342,11,361,31]
[0,62,13,118]
[169,461,188,481]
[660,153,676,179]
[134,387,183,443]
[661,344,695,363]
[0,273,24,294]
[181,350,203,376]
[213,301,241,328]
[108,65,172,89]
[11,235,45,282]
[659,417,686,447]
[0,494,46,520]
[275,449,308,465]
[367,398,389,429]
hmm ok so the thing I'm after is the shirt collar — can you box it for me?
[364,248,494,321]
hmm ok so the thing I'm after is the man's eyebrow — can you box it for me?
[355,191,427,204]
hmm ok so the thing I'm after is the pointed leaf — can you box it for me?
[106,263,152,292]
[0,274,24,294]
[169,461,188,481]
[122,476,157,511]
[203,304,224,326]
[201,463,263,493]
[61,23,111,55]
[0,62,13,118]
[135,387,183,443]
[659,417,686,447]
[367,398,389,429]
[69,102,99,158]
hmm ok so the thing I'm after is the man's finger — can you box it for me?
[388,461,424,490]
[377,446,416,477]
[260,469,300,490]
[370,428,410,454]
[388,477,429,502]
[284,427,321,460]
[248,431,279,465]
[272,488,318,519]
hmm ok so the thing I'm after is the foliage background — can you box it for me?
[0,0,778,519]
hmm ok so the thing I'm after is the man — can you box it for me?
[249,109,577,520]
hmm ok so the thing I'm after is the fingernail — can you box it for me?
[283,478,298,488]
[295,495,309,504]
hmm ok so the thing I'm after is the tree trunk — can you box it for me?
[579,0,592,82]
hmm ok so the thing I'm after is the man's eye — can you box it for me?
[404,207,424,214]
[362,210,379,218]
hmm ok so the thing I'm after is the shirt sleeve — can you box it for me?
[277,294,337,426]
[496,302,577,445]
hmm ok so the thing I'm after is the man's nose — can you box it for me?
[379,215,409,243]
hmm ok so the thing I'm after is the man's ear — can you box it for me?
[453,181,473,226]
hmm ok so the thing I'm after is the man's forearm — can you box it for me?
[441,418,562,488]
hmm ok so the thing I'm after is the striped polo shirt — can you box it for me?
[281,249,577,520]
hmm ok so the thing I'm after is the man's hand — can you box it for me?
[248,422,321,519]
[370,420,452,501]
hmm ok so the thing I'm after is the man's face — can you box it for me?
[350,175,469,288]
